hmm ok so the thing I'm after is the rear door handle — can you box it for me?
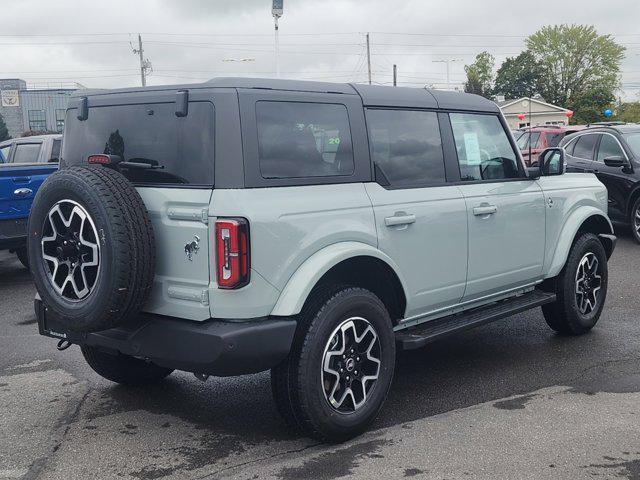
[384,213,416,227]
[13,188,33,198]
[12,177,31,183]
[473,204,497,216]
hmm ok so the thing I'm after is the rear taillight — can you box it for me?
[87,154,111,164]
[215,218,250,289]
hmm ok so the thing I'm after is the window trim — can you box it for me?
[364,106,449,190]
[446,111,528,185]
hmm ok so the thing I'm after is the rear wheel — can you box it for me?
[271,287,395,442]
[542,233,608,335]
[81,345,173,385]
[630,196,640,244]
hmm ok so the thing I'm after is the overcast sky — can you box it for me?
[1,0,639,100]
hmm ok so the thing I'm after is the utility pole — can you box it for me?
[393,64,397,87]
[132,34,152,87]
[432,58,462,90]
[366,33,372,85]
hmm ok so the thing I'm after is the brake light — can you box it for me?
[87,154,111,165]
[215,218,250,289]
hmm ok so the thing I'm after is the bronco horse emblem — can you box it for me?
[184,235,200,261]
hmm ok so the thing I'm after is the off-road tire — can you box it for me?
[630,196,640,244]
[28,166,155,332]
[542,233,608,335]
[271,286,395,442]
[81,345,173,385]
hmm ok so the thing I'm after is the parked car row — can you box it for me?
[0,134,61,267]
[515,125,586,166]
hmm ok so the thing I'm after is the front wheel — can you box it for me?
[271,287,395,442]
[630,196,640,244]
[542,233,608,335]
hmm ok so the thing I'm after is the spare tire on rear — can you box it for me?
[28,166,155,333]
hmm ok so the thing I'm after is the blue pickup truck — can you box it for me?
[0,134,61,267]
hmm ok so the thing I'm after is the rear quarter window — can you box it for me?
[256,101,354,179]
[12,143,42,164]
[62,102,214,186]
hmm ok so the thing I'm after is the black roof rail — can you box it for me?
[586,121,626,127]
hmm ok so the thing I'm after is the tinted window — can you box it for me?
[256,101,354,179]
[12,143,42,164]
[597,135,624,162]
[572,134,598,160]
[450,113,520,181]
[366,109,445,187]
[63,102,214,185]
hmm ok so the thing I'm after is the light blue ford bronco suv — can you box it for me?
[30,78,616,442]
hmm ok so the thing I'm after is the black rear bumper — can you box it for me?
[35,298,296,376]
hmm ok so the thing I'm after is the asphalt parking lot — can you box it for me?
[1,230,639,480]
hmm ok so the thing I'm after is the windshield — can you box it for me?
[625,133,640,157]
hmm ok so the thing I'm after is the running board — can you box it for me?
[395,290,556,351]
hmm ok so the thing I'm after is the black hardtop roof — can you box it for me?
[70,77,499,112]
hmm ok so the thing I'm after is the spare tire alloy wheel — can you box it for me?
[321,316,381,413]
[41,200,100,300]
[574,252,602,315]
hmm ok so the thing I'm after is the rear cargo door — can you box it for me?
[63,90,220,320]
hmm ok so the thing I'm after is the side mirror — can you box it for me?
[603,155,627,168]
[539,147,565,176]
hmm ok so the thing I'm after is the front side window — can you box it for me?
[12,143,42,164]
[366,109,445,187]
[62,102,214,185]
[450,113,520,181]
[256,101,354,179]
[28,110,46,131]
[596,135,625,162]
[625,133,640,157]
[571,134,598,160]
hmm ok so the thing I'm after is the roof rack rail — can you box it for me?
[586,121,626,127]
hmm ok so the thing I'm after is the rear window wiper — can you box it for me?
[119,158,165,170]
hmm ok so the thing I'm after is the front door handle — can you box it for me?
[473,204,497,216]
[384,212,416,227]
[13,188,33,198]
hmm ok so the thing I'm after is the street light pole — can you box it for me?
[272,1,283,78]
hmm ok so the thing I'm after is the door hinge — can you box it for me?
[201,208,209,224]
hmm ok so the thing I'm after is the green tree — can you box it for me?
[492,51,541,100]
[0,113,9,142]
[464,51,495,98]
[617,102,640,123]
[570,87,616,124]
[526,24,625,115]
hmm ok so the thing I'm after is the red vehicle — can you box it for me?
[516,125,586,166]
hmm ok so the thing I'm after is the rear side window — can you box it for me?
[50,139,61,162]
[572,134,598,160]
[450,113,520,181]
[63,102,214,185]
[546,133,564,147]
[256,101,354,179]
[12,143,42,164]
[366,109,445,187]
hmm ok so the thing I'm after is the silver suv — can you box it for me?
[30,78,616,442]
